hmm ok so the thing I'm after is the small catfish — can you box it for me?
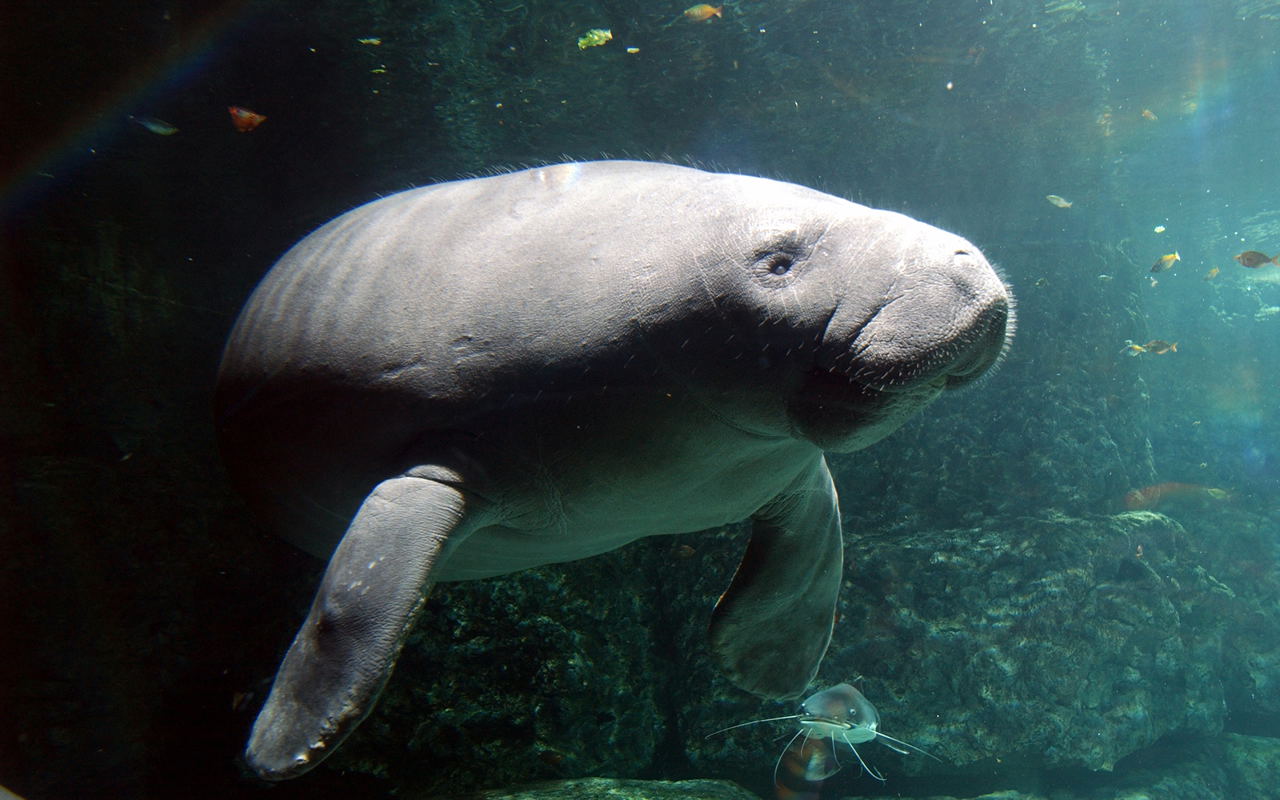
[1234,250,1278,268]
[708,683,940,797]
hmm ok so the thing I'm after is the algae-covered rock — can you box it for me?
[331,546,666,794]
[688,510,1238,795]
[339,501,1279,798]
[1221,733,1280,799]
[829,512,1227,774]
[863,791,1047,800]
[428,776,758,799]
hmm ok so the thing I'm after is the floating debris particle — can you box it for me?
[578,28,612,49]
[129,115,178,135]
[228,105,267,132]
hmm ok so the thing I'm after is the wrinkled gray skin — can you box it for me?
[216,161,1013,780]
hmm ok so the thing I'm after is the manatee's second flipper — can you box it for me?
[709,456,842,699]
[245,472,471,779]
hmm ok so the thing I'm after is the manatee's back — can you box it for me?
[213,183,457,556]
[215,161,770,556]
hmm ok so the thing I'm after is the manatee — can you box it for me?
[216,160,1013,779]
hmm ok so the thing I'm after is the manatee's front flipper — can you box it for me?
[709,456,842,699]
[245,472,471,780]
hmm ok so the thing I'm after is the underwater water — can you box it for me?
[3,0,1279,798]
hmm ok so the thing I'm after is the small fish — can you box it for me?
[538,750,566,767]
[1150,252,1180,272]
[708,683,940,795]
[1203,267,1220,281]
[577,28,612,49]
[129,115,178,135]
[1234,250,1278,268]
[1141,108,1158,121]
[1122,339,1176,356]
[1045,194,1072,208]
[1153,225,1166,233]
[356,37,382,45]
[626,46,641,54]
[682,4,723,22]
[1122,482,1229,511]
[1135,544,1144,559]
[228,105,267,132]
[1142,339,1177,354]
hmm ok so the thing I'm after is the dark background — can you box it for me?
[3,0,1278,797]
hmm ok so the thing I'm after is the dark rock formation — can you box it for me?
[429,776,758,800]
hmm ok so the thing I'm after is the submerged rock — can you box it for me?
[331,550,666,791]
[427,776,758,799]
[335,502,1280,798]
[1222,733,1280,798]
[823,512,1227,774]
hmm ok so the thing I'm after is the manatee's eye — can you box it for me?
[751,236,807,283]
[765,254,794,275]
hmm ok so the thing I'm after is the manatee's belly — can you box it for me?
[435,435,819,581]
[435,524,671,581]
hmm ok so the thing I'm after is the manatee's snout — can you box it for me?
[789,238,1012,452]
[936,250,1013,387]
[851,245,1013,390]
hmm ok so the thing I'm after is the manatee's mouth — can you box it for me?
[838,293,1012,392]
[789,294,1010,451]
[788,366,945,452]
[795,366,948,425]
